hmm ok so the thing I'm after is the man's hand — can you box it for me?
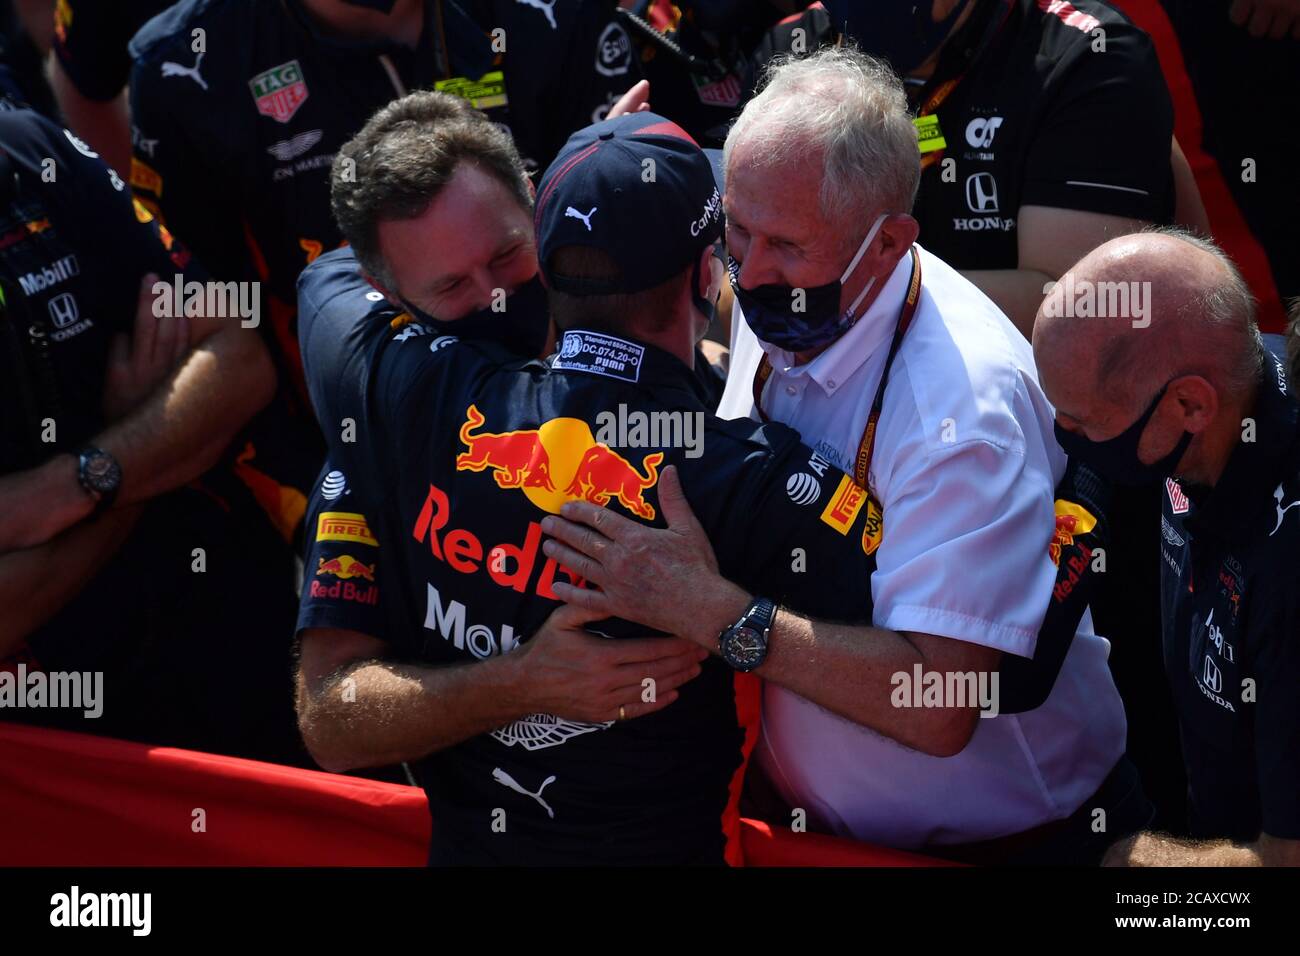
[607,79,651,119]
[1230,0,1300,39]
[539,465,751,647]
[103,273,190,421]
[512,602,708,723]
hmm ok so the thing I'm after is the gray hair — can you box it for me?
[723,45,920,231]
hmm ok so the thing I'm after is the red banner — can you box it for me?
[0,723,942,867]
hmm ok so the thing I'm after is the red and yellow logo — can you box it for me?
[861,497,884,556]
[317,511,378,546]
[54,0,71,43]
[129,158,163,197]
[315,554,375,581]
[820,474,867,534]
[1049,499,1097,567]
[455,404,662,520]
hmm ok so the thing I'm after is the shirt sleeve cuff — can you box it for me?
[878,604,1038,659]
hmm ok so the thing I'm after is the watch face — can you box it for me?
[84,454,121,493]
[727,626,765,669]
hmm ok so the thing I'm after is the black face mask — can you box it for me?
[399,275,552,359]
[338,0,398,12]
[691,241,725,328]
[1053,382,1194,486]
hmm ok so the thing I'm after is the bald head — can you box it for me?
[1034,229,1260,436]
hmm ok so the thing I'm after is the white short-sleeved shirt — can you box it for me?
[718,242,1126,848]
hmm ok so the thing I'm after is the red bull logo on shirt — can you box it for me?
[310,554,378,606]
[411,481,586,601]
[315,554,375,582]
[455,404,662,520]
[1050,499,1098,605]
[1049,500,1097,568]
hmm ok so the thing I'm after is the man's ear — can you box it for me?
[1171,375,1219,434]
[363,272,404,310]
[877,213,921,263]
[698,244,723,301]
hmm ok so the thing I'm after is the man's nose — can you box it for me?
[736,240,782,289]
[467,267,498,310]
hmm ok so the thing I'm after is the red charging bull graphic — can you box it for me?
[564,445,662,520]
[315,554,376,581]
[454,405,662,521]
[456,405,556,491]
[1049,500,1097,567]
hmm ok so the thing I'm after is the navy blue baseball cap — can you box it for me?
[535,112,724,296]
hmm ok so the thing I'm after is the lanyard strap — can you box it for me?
[752,246,923,491]
[913,0,1014,170]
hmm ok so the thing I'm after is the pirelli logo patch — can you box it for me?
[316,511,377,546]
[820,474,866,535]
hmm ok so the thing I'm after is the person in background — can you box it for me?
[127,0,643,547]
[0,101,305,766]
[1036,229,1300,866]
[48,0,172,174]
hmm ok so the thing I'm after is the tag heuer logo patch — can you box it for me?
[249,60,309,123]
[1166,477,1189,515]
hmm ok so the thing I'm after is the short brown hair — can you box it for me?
[546,245,689,337]
[330,91,532,287]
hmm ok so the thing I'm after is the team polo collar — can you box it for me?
[1184,356,1300,539]
[929,0,1014,86]
[282,0,436,59]
[755,244,919,397]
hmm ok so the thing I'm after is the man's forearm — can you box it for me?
[961,268,1053,340]
[0,506,142,657]
[681,581,987,757]
[1107,832,1300,867]
[1106,832,1263,867]
[758,610,990,757]
[102,326,275,506]
[298,653,532,772]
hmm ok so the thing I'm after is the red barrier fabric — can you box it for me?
[0,723,942,867]
[1111,0,1285,331]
